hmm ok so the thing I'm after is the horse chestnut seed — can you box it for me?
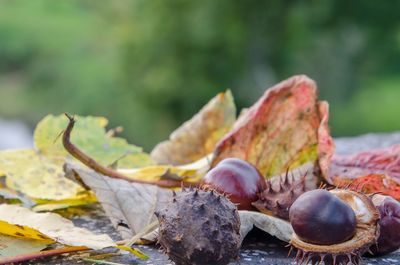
[202,158,266,210]
[371,195,400,255]
[289,189,357,245]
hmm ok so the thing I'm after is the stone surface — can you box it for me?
[15,132,400,264]
[18,207,400,265]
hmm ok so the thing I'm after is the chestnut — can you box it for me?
[202,158,266,210]
[371,195,400,255]
[288,189,380,265]
[289,189,357,245]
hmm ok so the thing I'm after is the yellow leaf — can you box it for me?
[0,204,115,250]
[0,114,155,208]
[116,246,149,260]
[118,155,211,184]
[0,149,84,200]
[32,192,97,212]
[0,220,53,243]
[151,90,236,165]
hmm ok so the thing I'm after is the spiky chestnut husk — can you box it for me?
[370,194,400,255]
[252,171,307,220]
[289,189,380,265]
[155,188,241,265]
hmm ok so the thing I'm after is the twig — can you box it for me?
[62,113,196,188]
[0,246,89,265]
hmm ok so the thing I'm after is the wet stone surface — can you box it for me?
[18,132,400,265]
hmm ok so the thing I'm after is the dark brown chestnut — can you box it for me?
[371,195,400,255]
[289,189,380,265]
[202,158,266,210]
[289,189,357,245]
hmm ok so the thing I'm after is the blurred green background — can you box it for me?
[0,0,399,150]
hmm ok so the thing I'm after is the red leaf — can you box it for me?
[211,75,334,178]
[332,174,400,200]
[329,145,400,199]
[329,144,400,181]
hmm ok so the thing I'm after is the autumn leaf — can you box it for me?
[329,144,400,181]
[333,174,400,200]
[0,204,115,250]
[239,211,293,243]
[211,75,334,178]
[0,186,35,208]
[0,149,83,200]
[151,90,236,165]
[0,114,153,209]
[117,154,211,185]
[0,218,53,243]
[0,235,48,258]
[328,144,400,199]
[35,114,153,168]
[65,163,172,240]
[32,192,97,212]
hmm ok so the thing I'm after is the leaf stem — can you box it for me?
[62,113,196,188]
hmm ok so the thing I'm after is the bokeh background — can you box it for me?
[0,0,399,151]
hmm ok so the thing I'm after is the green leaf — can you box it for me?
[34,114,153,168]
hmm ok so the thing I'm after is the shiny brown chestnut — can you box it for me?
[370,194,400,255]
[289,189,357,245]
[202,158,266,210]
[288,189,380,265]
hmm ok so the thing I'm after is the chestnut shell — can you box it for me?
[156,188,241,265]
[253,171,307,220]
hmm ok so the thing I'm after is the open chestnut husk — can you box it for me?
[288,189,380,265]
[253,170,307,220]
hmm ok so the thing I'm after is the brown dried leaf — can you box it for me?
[239,211,293,243]
[211,75,334,178]
[65,163,172,240]
[151,90,236,165]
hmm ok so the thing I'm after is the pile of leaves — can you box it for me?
[0,75,398,264]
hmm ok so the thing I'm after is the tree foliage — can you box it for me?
[0,0,399,149]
